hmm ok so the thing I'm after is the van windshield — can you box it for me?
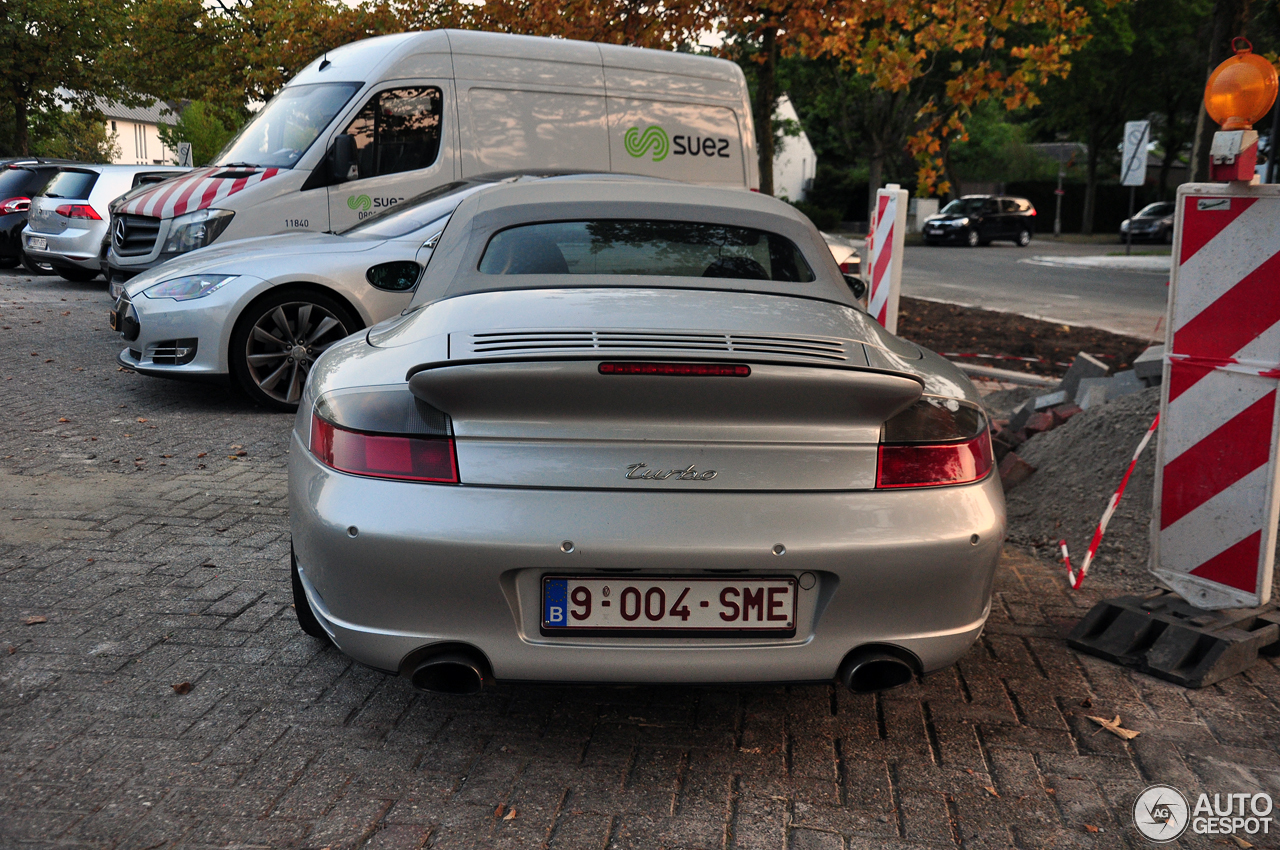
[214,82,362,169]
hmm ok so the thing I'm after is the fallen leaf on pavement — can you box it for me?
[172,682,193,695]
[984,786,1000,798]
[1087,715,1140,740]
[494,804,505,817]
[196,452,207,458]
[503,809,517,821]
[1084,824,1099,833]
[1232,835,1254,848]
[136,418,148,423]
[58,418,69,423]
[24,616,47,625]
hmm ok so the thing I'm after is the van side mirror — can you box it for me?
[329,134,358,183]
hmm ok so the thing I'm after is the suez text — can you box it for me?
[551,585,789,623]
[672,135,731,158]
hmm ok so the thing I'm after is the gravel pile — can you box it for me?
[1003,386,1163,592]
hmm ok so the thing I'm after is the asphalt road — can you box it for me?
[900,238,1172,340]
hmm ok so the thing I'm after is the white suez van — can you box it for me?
[105,29,761,294]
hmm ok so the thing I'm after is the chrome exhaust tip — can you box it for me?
[837,645,919,693]
[410,652,485,694]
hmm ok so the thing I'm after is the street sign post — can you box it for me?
[867,184,908,334]
[176,142,193,167]
[1121,120,1150,256]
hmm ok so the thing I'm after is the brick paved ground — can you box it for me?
[1,266,1278,849]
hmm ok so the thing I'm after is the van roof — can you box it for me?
[289,30,745,90]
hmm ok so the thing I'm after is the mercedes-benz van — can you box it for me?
[106,30,759,296]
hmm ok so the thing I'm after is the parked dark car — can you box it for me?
[0,158,74,274]
[1119,201,1175,244]
[922,195,1036,247]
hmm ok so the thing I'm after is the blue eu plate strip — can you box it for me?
[543,578,568,626]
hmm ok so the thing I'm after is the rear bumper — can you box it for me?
[922,227,969,243]
[289,434,1005,683]
[24,226,105,270]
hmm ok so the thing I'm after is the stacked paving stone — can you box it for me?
[991,346,1163,491]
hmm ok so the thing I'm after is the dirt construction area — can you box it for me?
[3,269,1280,849]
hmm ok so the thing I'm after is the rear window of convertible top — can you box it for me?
[477,220,815,283]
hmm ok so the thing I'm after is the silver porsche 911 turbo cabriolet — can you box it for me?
[288,176,1003,695]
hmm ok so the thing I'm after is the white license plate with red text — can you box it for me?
[542,576,796,636]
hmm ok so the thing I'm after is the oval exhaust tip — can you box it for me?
[838,646,918,694]
[410,654,485,695]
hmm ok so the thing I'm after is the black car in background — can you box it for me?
[922,195,1037,247]
[1119,201,1175,244]
[0,158,74,274]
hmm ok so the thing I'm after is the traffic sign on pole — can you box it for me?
[1121,121,1150,188]
[176,142,193,167]
[1150,183,1280,609]
[867,184,907,334]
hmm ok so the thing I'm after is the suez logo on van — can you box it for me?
[624,125,732,162]
[346,194,405,220]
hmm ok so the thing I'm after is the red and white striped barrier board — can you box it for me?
[867,184,908,334]
[118,166,281,218]
[1151,183,1280,609]
[1061,414,1160,589]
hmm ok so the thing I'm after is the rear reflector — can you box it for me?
[876,434,994,489]
[55,203,102,220]
[599,362,750,377]
[310,415,458,483]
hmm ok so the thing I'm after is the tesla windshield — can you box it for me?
[214,83,362,169]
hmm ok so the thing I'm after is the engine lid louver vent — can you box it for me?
[455,329,849,362]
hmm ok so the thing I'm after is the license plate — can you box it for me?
[28,236,46,250]
[542,576,796,636]
[108,310,118,331]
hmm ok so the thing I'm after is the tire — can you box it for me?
[0,256,18,269]
[291,546,331,642]
[53,265,100,283]
[21,251,53,275]
[1163,227,1173,245]
[966,229,980,248]
[229,288,361,412]
[1016,229,1032,247]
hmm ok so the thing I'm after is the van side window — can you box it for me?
[1000,199,1019,213]
[343,87,443,179]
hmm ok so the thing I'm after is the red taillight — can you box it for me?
[54,204,102,220]
[0,196,30,214]
[1029,208,1037,216]
[839,260,858,273]
[876,434,994,489]
[599,362,750,377]
[310,415,458,483]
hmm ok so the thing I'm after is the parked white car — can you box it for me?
[24,164,187,281]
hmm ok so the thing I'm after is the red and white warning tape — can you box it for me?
[1166,353,1280,380]
[1060,413,1161,589]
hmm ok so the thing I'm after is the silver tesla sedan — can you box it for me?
[289,176,1003,695]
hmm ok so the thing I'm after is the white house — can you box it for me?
[99,98,176,166]
[772,94,817,202]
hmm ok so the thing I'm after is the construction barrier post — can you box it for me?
[867,184,908,334]
[1150,182,1280,609]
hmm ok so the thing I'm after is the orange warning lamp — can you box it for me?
[1204,39,1278,130]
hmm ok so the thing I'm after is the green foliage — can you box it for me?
[948,101,1060,184]
[29,108,120,162]
[788,201,843,231]
[158,102,239,166]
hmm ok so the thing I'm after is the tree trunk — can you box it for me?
[866,150,883,226]
[1081,142,1100,235]
[753,26,778,196]
[1189,0,1249,181]
[14,96,28,157]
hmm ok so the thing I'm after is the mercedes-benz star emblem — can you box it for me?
[113,218,127,248]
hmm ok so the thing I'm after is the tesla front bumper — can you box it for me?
[289,434,1005,684]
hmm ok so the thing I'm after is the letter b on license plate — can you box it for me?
[542,576,796,636]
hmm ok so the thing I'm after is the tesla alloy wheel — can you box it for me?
[231,289,358,411]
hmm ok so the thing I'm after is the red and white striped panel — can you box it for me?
[868,188,906,334]
[1152,185,1280,609]
[118,167,281,218]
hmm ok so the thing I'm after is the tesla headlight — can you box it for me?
[162,208,235,255]
[144,273,239,301]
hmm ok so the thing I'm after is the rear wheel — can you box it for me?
[21,251,53,275]
[291,547,331,642]
[230,288,360,412]
[1016,229,1032,247]
[966,229,980,248]
[53,265,100,282]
